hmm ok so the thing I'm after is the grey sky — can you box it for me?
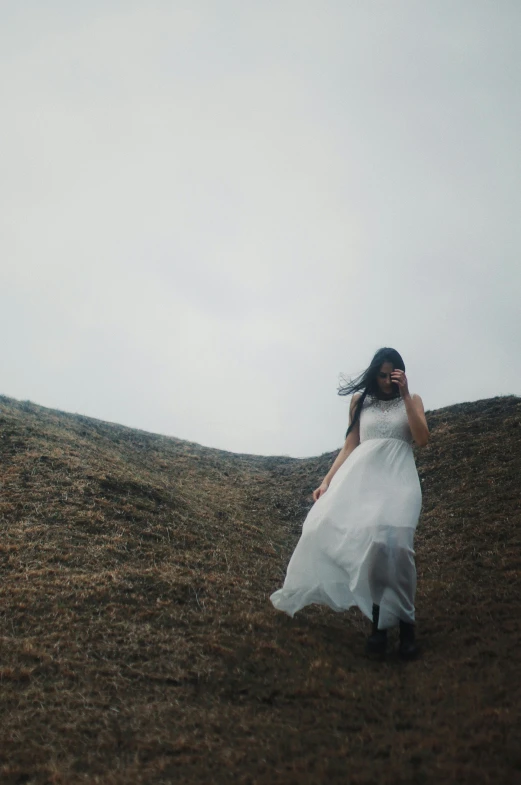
[1,1,520,456]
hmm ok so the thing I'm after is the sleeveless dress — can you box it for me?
[270,395,422,629]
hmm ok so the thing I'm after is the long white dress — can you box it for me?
[270,395,422,629]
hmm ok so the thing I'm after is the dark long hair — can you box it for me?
[338,347,406,438]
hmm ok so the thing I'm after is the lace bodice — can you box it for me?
[359,395,413,444]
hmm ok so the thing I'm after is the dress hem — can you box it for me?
[270,584,415,628]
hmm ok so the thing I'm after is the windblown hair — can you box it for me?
[338,347,406,438]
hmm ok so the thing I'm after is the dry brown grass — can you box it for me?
[0,394,520,784]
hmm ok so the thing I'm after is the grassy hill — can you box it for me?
[0,394,520,784]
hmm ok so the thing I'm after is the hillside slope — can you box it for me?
[0,395,520,784]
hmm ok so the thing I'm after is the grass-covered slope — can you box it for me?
[0,395,520,784]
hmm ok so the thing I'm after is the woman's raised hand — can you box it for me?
[391,370,410,398]
[313,480,329,502]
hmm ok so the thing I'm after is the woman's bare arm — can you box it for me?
[403,393,429,446]
[313,394,362,501]
[390,370,429,447]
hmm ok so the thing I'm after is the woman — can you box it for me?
[270,348,429,659]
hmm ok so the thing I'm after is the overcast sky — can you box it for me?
[1,1,520,457]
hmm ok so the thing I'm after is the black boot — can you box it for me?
[366,603,387,655]
[398,620,419,660]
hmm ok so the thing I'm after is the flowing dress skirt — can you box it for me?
[270,437,422,629]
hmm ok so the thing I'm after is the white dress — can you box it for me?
[270,395,422,629]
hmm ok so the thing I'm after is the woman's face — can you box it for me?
[376,361,395,396]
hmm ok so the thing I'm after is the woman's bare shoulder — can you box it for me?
[350,392,362,406]
[349,392,362,416]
